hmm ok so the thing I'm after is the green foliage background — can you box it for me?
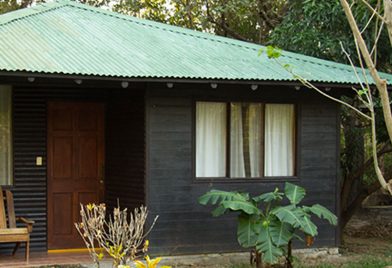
[269,0,391,72]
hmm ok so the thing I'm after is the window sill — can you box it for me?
[193,176,300,184]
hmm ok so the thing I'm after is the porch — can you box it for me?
[0,250,252,268]
[1,79,147,252]
[0,251,91,267]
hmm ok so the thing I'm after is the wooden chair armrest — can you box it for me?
[16,217,34,233]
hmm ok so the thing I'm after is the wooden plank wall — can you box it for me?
[0,81,145,252]
[145,83,340,255]
[1,78,341,256]
[106,88,146,211]
[8,85,108,252]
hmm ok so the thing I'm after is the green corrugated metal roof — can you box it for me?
[0,0,391,84]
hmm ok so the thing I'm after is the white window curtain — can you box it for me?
[230,103,262,178]
[0,85,12,185]
[196,102,226,177]
[264,104,295,176]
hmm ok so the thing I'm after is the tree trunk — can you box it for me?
[341,0,392,194]
[250,249,264,268]
[341,109,365,213]
[340,143,392,227]
[255,251,263,268]
[341,180,381,227]
[339,105,392,227]
[285,240,293,268]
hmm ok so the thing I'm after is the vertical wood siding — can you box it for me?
[146,84,340,255]
[106,89,146,211]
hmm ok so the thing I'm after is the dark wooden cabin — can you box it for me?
[0,0,391,255]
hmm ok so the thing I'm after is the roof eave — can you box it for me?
[0,70,381,90]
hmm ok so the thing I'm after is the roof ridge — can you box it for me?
[0,0,267,54]
[62,1,366,74]
[64,1,264,50]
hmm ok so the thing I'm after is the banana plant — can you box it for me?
[198,182,337,265]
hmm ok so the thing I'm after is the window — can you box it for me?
[195,101,295,178]
[230,103,263,178]
[0,85,12,185]
[196,102,226,177]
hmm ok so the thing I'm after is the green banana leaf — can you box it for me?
[211,206,227,217]
[303,204,338,226]
[252,188,284,203]
[198,190,249,205]
[269,220,293,247]
[237,213,261,248]
[221,200,260,215]
[285,182,305,205]
[256,227,283,264]
[272,205,305,228]
[300,215,318,236]
[199,183,338,266]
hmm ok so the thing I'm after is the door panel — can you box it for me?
[52,137,73,179]
[52,110,73,131]
[79,136,98,179]
[78,109,98,131]
[48,102,104,249]
[53,193,73,235]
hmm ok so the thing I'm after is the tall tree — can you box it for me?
[0,0,288,44]
[113,0,170,23]
[0,0,34,14]
[340,0,392,192]
[113,0,288,44]
[269,0,392,227]
[0,0,111,14]
[269,0,391,72]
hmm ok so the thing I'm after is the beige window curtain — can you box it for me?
[264,104,295,176]
[0,85,12,185]
[196,102,227,177]
[230,103,262,178]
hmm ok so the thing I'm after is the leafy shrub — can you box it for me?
[199,182,337,266]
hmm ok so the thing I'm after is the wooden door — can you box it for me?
[47,102,105,249]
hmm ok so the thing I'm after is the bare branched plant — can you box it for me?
[268,0,392,198]
[75,203,158,268]
[340,0,392,194]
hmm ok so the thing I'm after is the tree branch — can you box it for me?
[341,0,392,193]
[347,144,392,182]
[204,0,248,41]
[277,57,372,120]
[341,179,381,228]
[258,1,275,29]
[360,0,386,23]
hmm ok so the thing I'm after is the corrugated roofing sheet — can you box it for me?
[0,0,391,84]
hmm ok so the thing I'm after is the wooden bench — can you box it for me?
[0,187,34,262]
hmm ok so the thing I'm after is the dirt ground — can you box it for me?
[239,209,392,267]
[42,208,392,268]
[300,208,392,267]
[168,215,392,268]
[343,208,392,255]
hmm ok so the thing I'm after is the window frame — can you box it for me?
[192,99,300,183]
